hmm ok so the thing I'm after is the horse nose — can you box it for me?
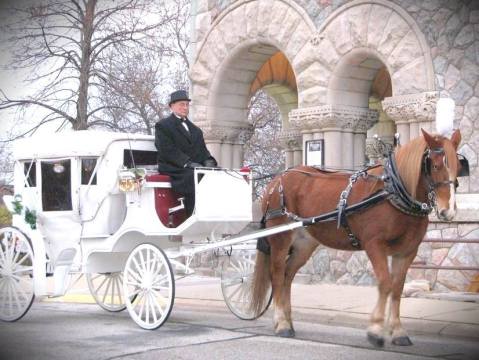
[439,208,455,221]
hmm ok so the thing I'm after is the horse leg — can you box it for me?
[270,232,294,337]
[389,251,418,346]
[282,229,319,336]
[365,246,391,347]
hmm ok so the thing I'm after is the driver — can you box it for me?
[155,90,217,217]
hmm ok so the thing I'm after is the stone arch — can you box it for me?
[290,0,437,169]
[190,0,316,167]
[318,0,435,101]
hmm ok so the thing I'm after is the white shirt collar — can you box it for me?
[173,113,186,121]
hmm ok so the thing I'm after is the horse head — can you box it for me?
[421,129,465,221]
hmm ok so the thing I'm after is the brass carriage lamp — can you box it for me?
[118,169,138,192]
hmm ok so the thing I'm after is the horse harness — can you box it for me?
[261,147,464,250]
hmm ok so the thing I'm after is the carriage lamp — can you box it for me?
[53,163,65,173]
[118,170,138,192]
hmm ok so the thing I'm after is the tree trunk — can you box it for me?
[75,0,97,130]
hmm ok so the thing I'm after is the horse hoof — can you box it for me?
[277,328,295,338]
[367,332,385,347]
[392,336,413,346]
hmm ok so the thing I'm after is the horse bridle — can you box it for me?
[422,147,469,211]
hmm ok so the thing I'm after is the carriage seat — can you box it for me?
[144,173,186,227]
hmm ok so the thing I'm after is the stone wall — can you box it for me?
[194,0,479,190]
[295,220,479,291]
[190,0,479,291]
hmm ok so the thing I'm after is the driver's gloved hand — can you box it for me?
[203,159,218,168]
[185,161,203,169]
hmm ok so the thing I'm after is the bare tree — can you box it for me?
[244,90,285,199]
[93,0,191,134]
[0,0,174,135]
[89,51,168,134]
[0,142,14,185]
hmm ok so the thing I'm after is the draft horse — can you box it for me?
[250,129,466,346]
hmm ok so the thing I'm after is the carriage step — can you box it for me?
[51,248,77,296]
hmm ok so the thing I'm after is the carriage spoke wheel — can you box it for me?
[123,244,175,330]
[86,272,128,312]
[221,249,272,320]
[0,227,35,322]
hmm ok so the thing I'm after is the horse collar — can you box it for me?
[384,153,433,217]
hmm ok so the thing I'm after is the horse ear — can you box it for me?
[450,129,461,150]
[421,128,441,149]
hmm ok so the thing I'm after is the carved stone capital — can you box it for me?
[365,136,395,163]
[289,105,378,133]
[382,91,439,123]
[197,122,254,144]
[278,129,302,151]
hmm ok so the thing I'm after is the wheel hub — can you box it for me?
[142,273,152,289]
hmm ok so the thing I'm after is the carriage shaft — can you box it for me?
[175,221,305,258]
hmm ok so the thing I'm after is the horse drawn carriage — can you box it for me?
[0,124,470,347]
[0,130,276,329]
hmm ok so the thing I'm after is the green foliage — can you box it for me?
[12,197,23,214]
[24,208,37,230]
[8,195,37,229]
[0,205,12,225]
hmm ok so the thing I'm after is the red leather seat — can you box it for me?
[145,173,186,227]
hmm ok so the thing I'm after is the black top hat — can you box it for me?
[169,90,191,105]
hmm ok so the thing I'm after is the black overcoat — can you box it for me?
[155,113,216,196]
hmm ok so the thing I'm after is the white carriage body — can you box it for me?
[6,130,253,297]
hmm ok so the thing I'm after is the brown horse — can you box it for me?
[250,129,464,347]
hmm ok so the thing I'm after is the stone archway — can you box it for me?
[289,0,438,168]
[190,0,316,168]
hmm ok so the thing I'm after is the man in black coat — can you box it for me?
[155,90,217,217]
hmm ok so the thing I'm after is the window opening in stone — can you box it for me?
[244,89,284,199]
[367,66,396,164]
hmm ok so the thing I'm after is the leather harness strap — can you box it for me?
[260,151,440,251]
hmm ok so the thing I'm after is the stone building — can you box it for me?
[188,0,479,291]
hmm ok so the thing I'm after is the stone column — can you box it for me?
[382,92,439,144]
[199,122,253,169]
[289,105,378,169]
[342,130,354,169]
[365,97,396,164]
[323,129,342,168]
[354,133,366,167]
[278,129,302,168]
[220,143,233,168]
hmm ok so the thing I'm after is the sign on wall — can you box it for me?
[305,139,324,167]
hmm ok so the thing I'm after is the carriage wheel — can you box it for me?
[0,227,35,322]
[221,249,272,320]
[86,272,129,312]
[123,243,175,330]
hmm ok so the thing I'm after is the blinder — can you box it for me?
[457,154,469,177]
[423,148,444,176]
[424,149,470,179]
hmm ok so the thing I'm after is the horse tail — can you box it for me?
[249,248,271,317]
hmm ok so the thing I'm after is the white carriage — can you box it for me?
[0,130,273,329]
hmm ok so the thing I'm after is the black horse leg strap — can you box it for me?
[336,170,367,248]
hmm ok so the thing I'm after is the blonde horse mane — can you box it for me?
[395,136,428,199]
[395,133,457,199]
